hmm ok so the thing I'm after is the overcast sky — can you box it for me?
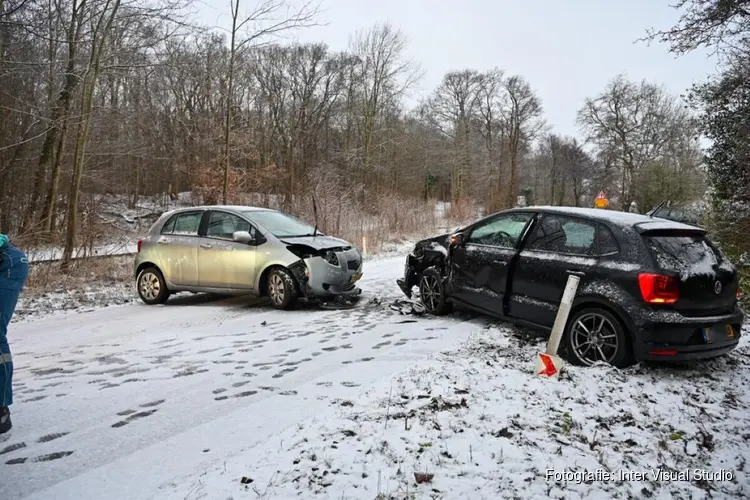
[198,0,718,141]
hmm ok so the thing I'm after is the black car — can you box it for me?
[397,206,743,367]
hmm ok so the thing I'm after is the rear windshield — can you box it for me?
[645,234,722,278]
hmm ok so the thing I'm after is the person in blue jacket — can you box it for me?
[0,233,29,434]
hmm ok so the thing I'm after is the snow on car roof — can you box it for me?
[513,206,704,231]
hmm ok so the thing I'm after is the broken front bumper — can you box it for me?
[290,247,363,300]
[396,254,419,299]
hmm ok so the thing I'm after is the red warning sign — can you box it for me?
[536,353,561,377]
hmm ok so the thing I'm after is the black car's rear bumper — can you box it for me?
[632,307,744,362]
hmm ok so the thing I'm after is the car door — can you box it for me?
[156,210,204,286]
[509,214,608,327]
[197,210,258,290]
[450,212,534,315]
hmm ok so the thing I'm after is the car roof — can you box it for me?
[505,206,704,232]
[167,205,275,213]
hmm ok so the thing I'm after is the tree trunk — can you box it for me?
[61,0,121,270]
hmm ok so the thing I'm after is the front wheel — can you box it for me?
[136,267,170,305]
[418,267,453,315]
[267,268,298,310]
[564,308,631,368]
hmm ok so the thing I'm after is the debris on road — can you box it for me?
[389,299,426,316]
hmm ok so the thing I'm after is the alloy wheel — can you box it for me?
[420,274,441,312]
[269,273,285,306]
[139,272,161,301]
[570,312,619,366]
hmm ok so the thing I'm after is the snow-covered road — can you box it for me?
[0,255,489,499]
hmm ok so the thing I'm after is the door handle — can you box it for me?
[200,243,213,249]
[157,238,169,245]
[567,270,585,277]
[493,260,507,266]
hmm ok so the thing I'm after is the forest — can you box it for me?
[0,0,743,269]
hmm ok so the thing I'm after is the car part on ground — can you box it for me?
[133,205,363,309]
[397,205,744,367]
[389,299,426,315]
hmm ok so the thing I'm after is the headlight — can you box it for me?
[324,251,339,266]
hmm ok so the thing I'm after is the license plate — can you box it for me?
[350,271,362,283]
[701,324,734,343]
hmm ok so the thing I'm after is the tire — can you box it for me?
[418,266,453,316]
[267,268,298,310]
[136,267,170,305]
[564,307,631,368]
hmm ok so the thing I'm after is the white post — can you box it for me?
[546,274,581,356]
[362,236,367,257]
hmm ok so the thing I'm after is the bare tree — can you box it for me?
[221,0,321,204]
[348,22,421,192]
[577,74,700,210]
[61,0,122,269]
[422,70,482,204]
[502,75,544,208]
[474,68,507,211]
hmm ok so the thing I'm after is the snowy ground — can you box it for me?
[1,253,481,500]
[161,327,750,500]
[3,248,749,499]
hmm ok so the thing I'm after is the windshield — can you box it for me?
[241,210,319,238]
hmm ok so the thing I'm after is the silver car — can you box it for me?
[133,205,363,309]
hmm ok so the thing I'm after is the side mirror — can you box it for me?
[233,230,254,244]
[449,232,465,246]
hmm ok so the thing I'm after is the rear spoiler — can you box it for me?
[634,220,706,236]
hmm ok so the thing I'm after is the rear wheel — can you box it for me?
[136,267,170,305]
[564,308,631,368]
[267,268,298,310]
[418,267,453,315]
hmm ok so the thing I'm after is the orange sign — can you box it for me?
[594,191,608,209]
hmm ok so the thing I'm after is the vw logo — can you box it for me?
[714,281,723,295]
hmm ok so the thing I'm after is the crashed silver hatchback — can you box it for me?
[133,205,363,309]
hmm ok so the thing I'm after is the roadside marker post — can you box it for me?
[362,236,367,257]
[534,274,581,379]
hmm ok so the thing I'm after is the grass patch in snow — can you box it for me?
[14,255,136,321]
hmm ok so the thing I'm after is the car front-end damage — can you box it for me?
[397,233,451,299]
[283,236,363,305]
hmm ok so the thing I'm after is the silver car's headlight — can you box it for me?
[324,251,339,266]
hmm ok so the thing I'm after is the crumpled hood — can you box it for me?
[417,232,451,248]
[280,235,353,251]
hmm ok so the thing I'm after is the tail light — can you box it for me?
[737,287,742,300]
[137,239,143,253]
[638,273,679,304]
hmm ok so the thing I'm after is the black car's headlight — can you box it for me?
[324,251,339,266]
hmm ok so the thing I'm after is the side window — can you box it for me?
[597,225,619,254]
[206,211,252,240]
[527,215,597,256]
[467,213,532,248]
[172,211,203,235]
[160,214,177,234]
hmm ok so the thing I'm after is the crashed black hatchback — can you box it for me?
[397,206,744,367]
